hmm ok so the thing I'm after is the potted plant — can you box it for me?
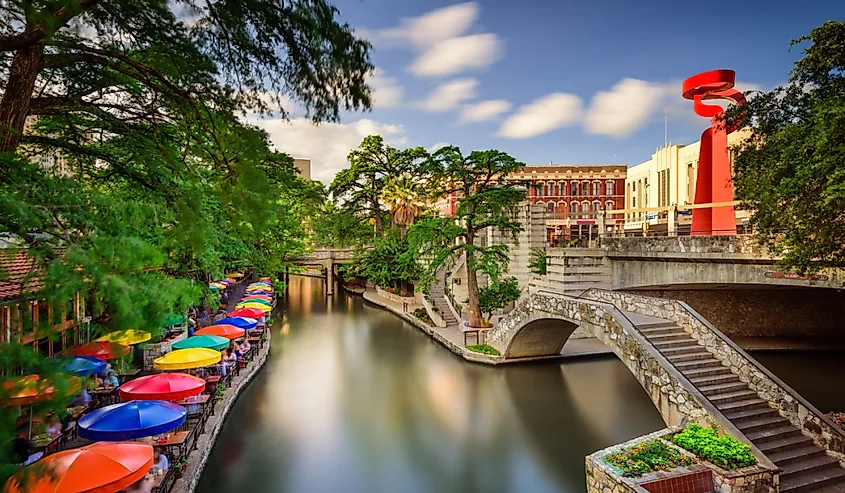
[173,457,189,478]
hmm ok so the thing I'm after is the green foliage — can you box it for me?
[411,308,434,326]
[528,248,547,275]
[465,344,500,356]
[604,440,695,477]
[671,424,757,470]
[478,277,520,316]
[348,233,421,290]
[729,21,845,272]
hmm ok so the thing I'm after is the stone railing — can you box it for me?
[375,286,416,306]
[583,288,845,464]
[420,296,446,328]
[602,235,765,257]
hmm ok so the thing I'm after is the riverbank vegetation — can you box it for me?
[465,345,501,356]
[0,0,372,475]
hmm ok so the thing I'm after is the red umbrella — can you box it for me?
[118,373,205,401]
[66,342,131,360]
[195,324,245,340]
[228,308,265,320]
[4,442,153,493]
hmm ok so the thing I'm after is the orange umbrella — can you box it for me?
[5,442,153,493]
[242,295,271,302]
[194,324,245,340]
[1,375,81,407]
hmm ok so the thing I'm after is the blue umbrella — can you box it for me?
[63,356,107,377]
[78,400,186,441]
[244,291,272,297]
[214,317,257,329]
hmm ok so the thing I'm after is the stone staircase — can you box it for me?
[632,315,845,493]
[430,266,458,326]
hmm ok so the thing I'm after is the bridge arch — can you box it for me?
[503,315,578,359]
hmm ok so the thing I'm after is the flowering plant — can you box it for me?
[827,412,845,430]
[604,440,694,477]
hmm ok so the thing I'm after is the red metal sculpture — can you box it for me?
[682,70,745,236]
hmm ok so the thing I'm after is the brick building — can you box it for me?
[434,164,628,244]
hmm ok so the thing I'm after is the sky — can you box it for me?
[248,0,845,184]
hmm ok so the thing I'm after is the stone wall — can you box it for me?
[485,202,545,293]
[488,293,712,427]
[375,286,416,305]
[141,334,186,370]
[628,288,845,338]
[603,235,764,257]
[583,289,845,464]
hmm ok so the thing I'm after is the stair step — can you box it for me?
[646,333,691,343]
[781,455,842,478]
[638,321,678,330]
[769,446,828,466]
[640,327,685,336]
[716,397,767,412]
[757,434,814,454]
[709,389,759,405]
[661,345,705,356]
[690,374,742,387]
[668,352,714,363]
[698,381,748,396]
[724,406,779,422]
[674,359,723,370]
[736,416,791,434]
[654,339,699,349]
[683,366,733,378]
[780,464,845,493]
[746,424,801,443]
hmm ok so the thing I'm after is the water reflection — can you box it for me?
[197,277,666,493]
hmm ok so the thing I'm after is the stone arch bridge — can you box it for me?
[289,248,356,295]
[487,289,845,492]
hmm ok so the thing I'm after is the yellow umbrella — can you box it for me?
[236,303,271,312]
[96,330,151,346]
[153,348,221,371]
[226,272,244,278]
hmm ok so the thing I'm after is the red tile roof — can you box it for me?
[0,251,45,302]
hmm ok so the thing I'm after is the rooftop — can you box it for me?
[0,250,44,302]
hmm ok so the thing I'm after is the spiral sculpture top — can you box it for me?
[682,69,746,120]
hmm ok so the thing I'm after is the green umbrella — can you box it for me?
[239,298,271,306]
[172,335,229,351]
[164,315,187,327]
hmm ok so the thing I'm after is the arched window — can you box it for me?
[593,182,600,196]
[558,201,566,213]
[536,182,544,196]
[547,202,555,214]
[570,182,578,196]
[582,201,590,217]
[606,181,614,195]
[592,201,600,212]
[605,200,614,211]
[581,182,590,196]
[571,202,579,218]
[547,182,555,196]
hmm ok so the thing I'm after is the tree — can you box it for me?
[528,248,547,275]
[409,147,526,328]
[478,277,520,319]
[0,0,372,152]
[329,135,429,236]
[729,21,845,272]
[381,175,427,238]
[348,232,421,295]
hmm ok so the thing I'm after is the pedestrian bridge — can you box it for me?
[289,248,356,295]
[487,288,845,491]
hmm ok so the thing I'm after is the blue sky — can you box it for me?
[251,0,844,183]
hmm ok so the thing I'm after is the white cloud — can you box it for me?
[584,78,665,137]
[417,78,478,112]
[369,3,502,77]
[497,93,583,139]
[380,2,479,48]
[409,34,503,77]
[429,142,450,152]
[368,68,403,108]
[247,117,408,185]
[459,99,511,123]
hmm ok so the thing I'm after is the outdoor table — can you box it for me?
[90,386,119,407]
[139,430,193,459]
[174,394,212,433]
[461,326,491,346]
[31,432,61,452]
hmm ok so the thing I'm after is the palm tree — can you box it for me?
[380,175,426,238]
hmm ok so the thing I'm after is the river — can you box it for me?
[196,276,844,493]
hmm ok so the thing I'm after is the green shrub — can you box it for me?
[671,424,756,470]
[604,440,694,477]
[465,344,501,355]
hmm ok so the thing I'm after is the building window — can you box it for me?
[605,200,614,212]
[581,182,589,196]
[644,178,649,206]
[548,182,555,196]
[606,181,614,195]
[593,182,600,196]
[571,182,578,196]
[535,184,543,196]
[547,203,555,214]
[571,202,579,218]
[558,202,566,213]
[582,201,590,217]
[592,201,600,212]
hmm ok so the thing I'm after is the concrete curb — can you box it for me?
[169,339,271,493]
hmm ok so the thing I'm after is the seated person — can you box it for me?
[153,449,169,473]
[70,387,92,407]
[222,347,237,369]
[44,415,62,435]
[103,370,120,389]
[239,339,251,355]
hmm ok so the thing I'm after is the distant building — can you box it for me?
[624,129,751,234]
[433,164,627,245]
[294,159,311,180]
